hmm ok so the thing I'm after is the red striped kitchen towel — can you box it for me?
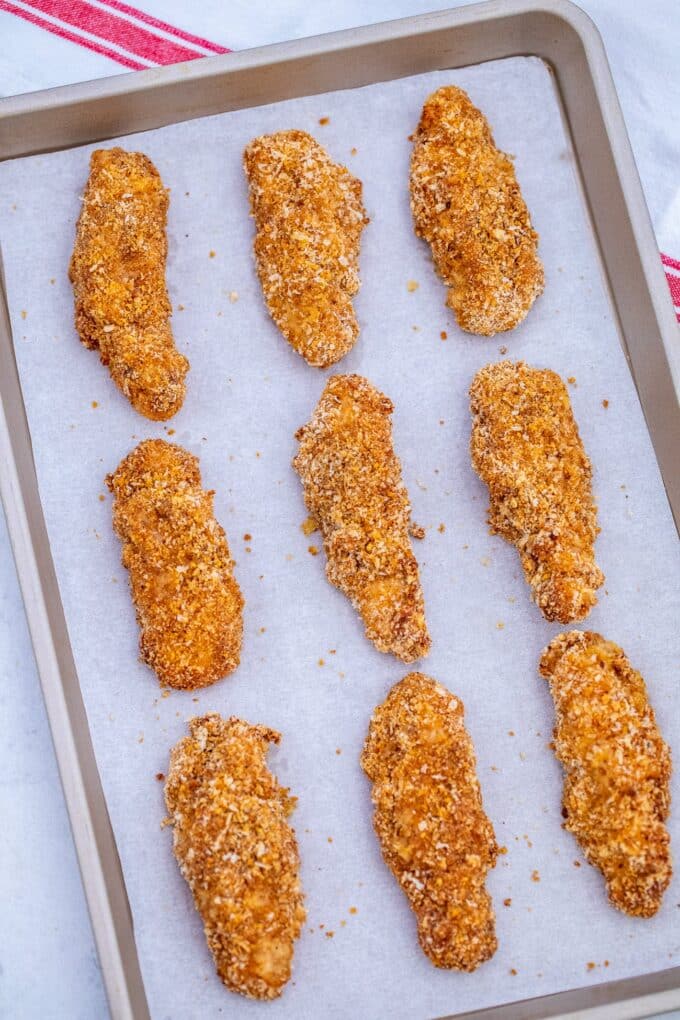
[1,0,678,322]
[0,0,229,70]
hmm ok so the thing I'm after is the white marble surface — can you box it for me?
[0,2,678,1018]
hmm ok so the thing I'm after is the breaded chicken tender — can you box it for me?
[540,631,672,918]
[293,374,430,662]
[107,439,243,689]
[244,130,368,367]
[410,86,544,335]
[361,673,498,970]
[470,360,603,623]
[69,147,189,420]
[166,715,306,999]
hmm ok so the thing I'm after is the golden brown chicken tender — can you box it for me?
[69,147,189,420]
[470,360,603,623]
[293,374,430,662]
[410,86,544,335]
[540,631,672,918]
[244,130,369,367]
[166,715,306,999]
[107,439,243,689]
[361,673,498,970]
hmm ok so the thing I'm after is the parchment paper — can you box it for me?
[1,57,679,1020]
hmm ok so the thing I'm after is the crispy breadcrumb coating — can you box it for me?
[361,673,498,970]
[69,147,189,420]
[410,86,544,335]
[293,374,430,662]
[470,360,603,623]
[244,130,368,367]
[540,631,672,918]
[107,439,243,689]
[166,715,305,999]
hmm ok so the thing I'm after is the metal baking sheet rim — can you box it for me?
[0,2,678,1018]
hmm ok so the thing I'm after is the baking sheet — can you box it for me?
[1,55,679,1020]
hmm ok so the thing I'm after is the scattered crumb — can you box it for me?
[285,553,294,562]
[256,451,261,458]
[503,898,512,907]
[508,730,515,737]
[510,968,518,976]
[531,869,540,882]
[50,278,55,284]
[228,291,239,303]
[329,649,336,655]
[604,960,609,967]
[567,375,576,385]
[349,907,358,915]
[327,836,333,843]
[440,330,447,340]
[259,626,266,634]
[209,250,216,258]
[437,522,446,533]
[301,516,318,536]
[350,147,358,156]
[335,748,342,755]
[498,846,508,855]
[340,920,347,928]
[496,621,505,630]
[243,533,252,542]
[155,772,164,781]
[177,303,185,311]
[499,345,508,355]
[91,400,99,408]
[411,324,420,332]
[587,962,596,972]
[137,734,144,744]
[318,658,325,667]
[161,689,171,699]
[407,280,419,293]
[574,860,582,868]
[98,494,105,502]
[439,419,445,426]
[319,116,330,125]
[602,399,609,408]
[480,556,490,567]
[308,545,319,556]
[325,931,334,938]
[409,521,426,540]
